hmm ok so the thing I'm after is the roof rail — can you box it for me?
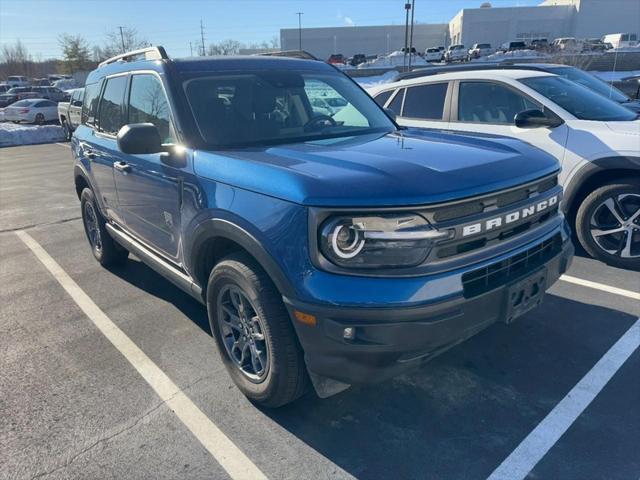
[256,50,319,61]
[99,46,169,68]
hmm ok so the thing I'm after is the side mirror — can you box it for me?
[384,107,397,121]
[117,123,163,154]
[514,109,562,129]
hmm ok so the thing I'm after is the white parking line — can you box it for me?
[15,230,268,480]
[488,317,640,480]
[560,274,640,301]
[55,142,69,148]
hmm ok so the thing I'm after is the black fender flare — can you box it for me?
[186,217,296,300]
[564,156,640,215]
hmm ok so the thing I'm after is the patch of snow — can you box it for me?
[479,49,550,62]
[592,70,640,82]
[358,51,428,69]
[607,46,640,53]
[354,70,399,89]
[0,123,65,147]
[0,109,4,122]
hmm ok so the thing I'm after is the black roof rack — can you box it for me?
[256,50,319,61]
[392,61,561,82]
[99,46,169,68]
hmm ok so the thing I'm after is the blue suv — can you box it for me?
[73,47,573,407]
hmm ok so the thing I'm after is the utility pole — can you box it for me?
[408,0,416,70]
[296,12,303,50]
[189,41,193,57]
[200,20,206,56]
[118,26,126,53]
[403,2,410,70]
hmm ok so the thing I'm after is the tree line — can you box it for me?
[0,28,280,79]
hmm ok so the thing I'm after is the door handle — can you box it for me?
[85,149,96,159]
[113,161,131,173]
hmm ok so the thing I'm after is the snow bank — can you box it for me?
[354,70,398,89]
[358,51,428,69]
[0,123,65,147]
[480,49,549,62]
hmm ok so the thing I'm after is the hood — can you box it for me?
[193,130,559,207]
[605,120,640,136]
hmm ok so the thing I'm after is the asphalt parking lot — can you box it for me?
[1,143,639,480]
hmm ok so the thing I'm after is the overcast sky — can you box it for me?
[0,0,539,59]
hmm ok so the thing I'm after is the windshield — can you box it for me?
[521,76,638,122]
[548,66,629,103]
[183,69,395,147]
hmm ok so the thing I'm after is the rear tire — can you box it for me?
[206,252,308,407]
[575,179,640,269]
[61,119,71,140]
[80,188,129,267]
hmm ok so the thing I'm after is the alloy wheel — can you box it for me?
[216,285,269,382]
[589,193,640,259]
[83,201,102,253]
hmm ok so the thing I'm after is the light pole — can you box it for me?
[403,2,411,70]
[408,0,415,70]
[296,12,303,51]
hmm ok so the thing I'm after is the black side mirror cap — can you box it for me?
[117,123,163,154]
[514,109,563,129]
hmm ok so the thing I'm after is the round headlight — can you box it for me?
[331,224,365,259]
[319,214,447,269]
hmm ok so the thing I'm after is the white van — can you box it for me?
[602,33,638,49]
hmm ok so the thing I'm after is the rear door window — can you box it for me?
[402,83,448,120]
[82,81,102,127]
[98,75,128,135]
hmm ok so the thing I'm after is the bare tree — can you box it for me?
[1,40,32,76]
[207,39,242,56]
[93,27,149,61]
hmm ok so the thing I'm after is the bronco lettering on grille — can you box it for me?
[461,194,558,237]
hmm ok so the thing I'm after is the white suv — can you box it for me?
[369,70,640,268]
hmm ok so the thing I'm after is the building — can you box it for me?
[280,24,448,60]
[280,0,638,58]
[451,0,640,47]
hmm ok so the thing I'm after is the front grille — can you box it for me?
[436,206,558,259]
[433,175,557,223]
[461,233,562,298]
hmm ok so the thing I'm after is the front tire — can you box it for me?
[80,188,129,267]
[575,180,640,269]
[206,253,308,407]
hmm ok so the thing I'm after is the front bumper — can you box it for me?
[285,229,574,385]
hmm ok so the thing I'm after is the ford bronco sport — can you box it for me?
[73,47,573,407]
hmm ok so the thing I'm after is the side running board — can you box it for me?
[105,223,204,304]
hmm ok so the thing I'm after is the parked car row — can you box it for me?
[0,85,69,108]
[369,63,640,269]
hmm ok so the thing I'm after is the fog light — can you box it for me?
[343,327,356,340]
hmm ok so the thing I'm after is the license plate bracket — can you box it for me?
[503,268,547,324]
